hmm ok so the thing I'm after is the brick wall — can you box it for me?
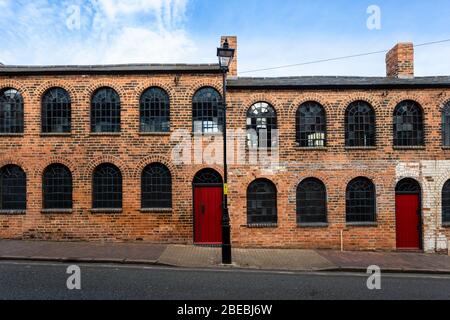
[1,73,450,252]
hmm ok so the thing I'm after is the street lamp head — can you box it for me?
[217,38,235,71]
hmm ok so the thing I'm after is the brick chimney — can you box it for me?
[386,42,414,78]
[221,36,238,78]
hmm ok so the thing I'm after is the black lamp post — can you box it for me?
[217,39,235,265]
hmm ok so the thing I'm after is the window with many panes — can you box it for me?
[91,87,121,133]
[42,88,71,133]
[92,164,122,209]
[346,177,376,223]
[247,102,278,149]
[0,88,23,134]
[442,180,450,224]
[141,163,172,209]
[43,164,73,210]
[297,178,327,224]
[140,87,170,133]
[0,165,26,211]
[442,102,450,147]
[393,100,424,147]
[192,88,223,133]
[345,101,376,147]
[296,102,326,147]
[247,179,277,225]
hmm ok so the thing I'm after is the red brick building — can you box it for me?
[0,37,449,253]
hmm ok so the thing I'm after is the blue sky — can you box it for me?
[0,0,449,76]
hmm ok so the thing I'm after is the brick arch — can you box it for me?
[343,173,381,193]
[85,155,129,179]
[133,81,176,106]
[0,79,31,102]
[0,157,32,177]
[186,80,223,100]
[83,82,126,103]
[133,155,178,180]
[239,171,283,194]
[286,94,331,119]
[190,165,224,184]
[35,156,79,179]
[337,94,383,119]
[34,81,78,104]
[288,171,331,196]
[437,94,450,112]
[387,94,427,114]
[239,94,284,121]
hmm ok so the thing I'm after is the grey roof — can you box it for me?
[227,76,450,89]
[0,63,221,75]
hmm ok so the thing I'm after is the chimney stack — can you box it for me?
[221,36,238,78]
[386,42,414,78]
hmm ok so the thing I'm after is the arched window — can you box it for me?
[91,87,121,133]
[345,101,376,147]
[0,165,26,211]
[393,100,424,147]
[193,169,223,185]
[346,177,376,223]
[42,88,71,133]
[396,178,421,194]
[247,102,278,149]
[297,178,327,224]
[296,102,326,147]
[141,163,172,209]
[192,88,222,133]
[92,164,122,209]
[43,164,73,210]
[140,87,170,133]
[247,179,277,225]
[0,88,24,134]
[442,180,450,224]
[442,102,450,146]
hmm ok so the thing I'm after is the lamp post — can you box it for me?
[217,39,235,265]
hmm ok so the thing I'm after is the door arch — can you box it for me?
[193,169,223,245]
[395,178,422,250]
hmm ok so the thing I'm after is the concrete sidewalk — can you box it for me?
[0,240,449,274]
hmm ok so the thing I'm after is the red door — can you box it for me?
[194,187,222,245]
[396,194,421,250]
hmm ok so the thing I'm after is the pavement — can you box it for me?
[0,240,449,274]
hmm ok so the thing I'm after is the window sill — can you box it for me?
[89,133,121,137]
[140,208,173,213]
[247,147,279,152]
[139,132,171,136]
[295,147,327,151]
[246,223,278,229]
[90,208,122,214]
[346,222,378,227]
[442,222,450,228]
[345,146,377,151]
[393,146,426,150]
[40,133,72,137]
[442,147,450,150]
[42,209,73,214]
[191,132,223,137]
[0,133,24,137]
[297,222,329,228]
[0,210,26,215]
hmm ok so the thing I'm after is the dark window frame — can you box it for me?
[345,101,376,147]
[442,102,450,147]
[42,87,71,134]
[247,102,278,149]
[296,101,327,148]
[91,87,121,133]
[442,180,450,224]
[0,165,26,211]
[346,177,376,223]
[296,178,327,224]
[42,164,73,210]
[141,163,172,209]
[192,87,223,134]
[247,179,278,226]
[92,163,123,210]
[393,100,424,147]
[0,88,24,134]
[193,168,223,186]
[140,87,170,133]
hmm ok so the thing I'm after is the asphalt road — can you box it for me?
[0,260,449,300]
